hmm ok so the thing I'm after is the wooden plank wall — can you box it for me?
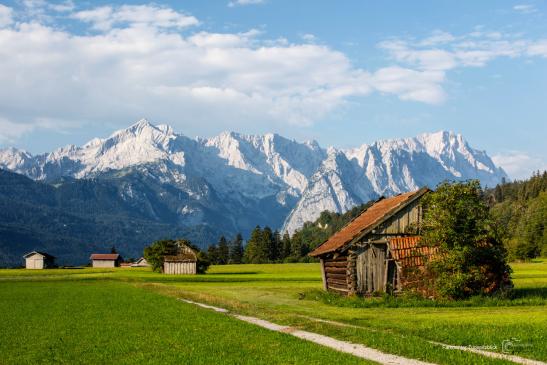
[323,255,349,295]
[376,200,422,235]
[163,262,197,275]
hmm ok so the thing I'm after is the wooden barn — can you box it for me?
[309,187,436,296]
[23,251,56,269]
[163,242,197,275]
[90,253,122,268]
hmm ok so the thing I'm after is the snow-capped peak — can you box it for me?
[0,122,507,234]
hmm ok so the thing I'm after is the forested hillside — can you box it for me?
[487,171,547,260]
[0,169,221,266]
[207,201,374,264]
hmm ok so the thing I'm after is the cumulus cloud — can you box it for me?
[493,151,547,180]
[71,4,199,31]
[513,4,537,14]
[0,4,13,27]
[228,0,265,7]
[1,3,547,143]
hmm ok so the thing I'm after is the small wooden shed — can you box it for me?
[90,253,122,268]
[309,187,436,296]
[131,257,150,267]
[163,242,197,275]
[23,251,56,269]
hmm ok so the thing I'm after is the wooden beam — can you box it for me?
[320,258,327,291]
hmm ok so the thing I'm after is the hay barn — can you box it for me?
[23,251,56,269]
[309,187,436,296]
[90,253,122,268]
[163,242,197,275]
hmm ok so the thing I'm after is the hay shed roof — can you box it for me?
[309,187,429,257]
[90,253,120,261]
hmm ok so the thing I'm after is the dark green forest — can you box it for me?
[206,202,373,265]
[486,171,547,260]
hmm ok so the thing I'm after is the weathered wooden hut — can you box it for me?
[309,187,436,296]
[23,251,56,269]
[90,253,122,268]
[163,242,197,275]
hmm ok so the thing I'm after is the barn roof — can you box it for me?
[90,253,120,261]
[23,251,55,259]
[388,236,438,269]
[164,252,197,262]
[309,187,429,257]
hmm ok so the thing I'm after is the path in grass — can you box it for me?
[145,261,547,365]
[181,298,437,365]
[0,281,371,365]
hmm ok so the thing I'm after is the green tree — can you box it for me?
[261,227,274,262]
[143,239,179,272]
[217,236,230,265]
[229,233,244,264]
[281,232,291,260]
[207,244,219,265]
[244,226,268,263]
[421,180,512,299]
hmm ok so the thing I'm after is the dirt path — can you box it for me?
[298,313,546,365]
[180,299,436,365]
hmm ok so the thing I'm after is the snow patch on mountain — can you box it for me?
[0,120,507,235]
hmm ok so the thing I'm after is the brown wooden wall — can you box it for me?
[374,199,422,235]
[322,255,350,295]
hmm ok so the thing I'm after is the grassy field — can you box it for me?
[0,260,545,364]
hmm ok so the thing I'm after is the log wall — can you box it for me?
[323,255,350,295]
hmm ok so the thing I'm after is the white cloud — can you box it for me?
[1,4,547,142]
[1,3,465,140]
[0,5,13,28]
[49,1,75,13]
[513,4,537,14]
[493,151,546,180]
[228,0,265,7]
[71,5,199,31]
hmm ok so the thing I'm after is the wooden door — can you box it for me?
[356,244,387,294]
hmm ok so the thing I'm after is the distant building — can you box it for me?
[23,251,56,269]
[131,257,150,267]
[309,187,437,296]
[90,253,122,268]
[163,242,197,275]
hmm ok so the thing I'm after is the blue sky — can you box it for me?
[0,0,546,179]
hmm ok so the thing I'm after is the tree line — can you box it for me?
[206,202,373,265]
[486,170,547,260]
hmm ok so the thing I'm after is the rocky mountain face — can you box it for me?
[0,119,507,262]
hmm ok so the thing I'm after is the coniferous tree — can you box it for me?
[229,233,244,264]
[244,226,268,263]
[207,244,219,265]
[272,230,282,261]
[217,236,230,265]
[281,232,291,260]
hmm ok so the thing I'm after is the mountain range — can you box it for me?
[0,119,507,265]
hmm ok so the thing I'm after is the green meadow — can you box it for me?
[0,260,545,364]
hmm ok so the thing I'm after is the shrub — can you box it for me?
[421,180,512,299]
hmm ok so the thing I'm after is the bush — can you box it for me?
[421,181,512,299]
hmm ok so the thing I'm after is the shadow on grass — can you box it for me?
[305,288,547,308]
[207,272,259,275]
[512,287,547,299]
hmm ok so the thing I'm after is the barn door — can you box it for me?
[356,244,387,294]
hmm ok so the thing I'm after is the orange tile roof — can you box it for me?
[388,236,437,268]
[309,187,428,257]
